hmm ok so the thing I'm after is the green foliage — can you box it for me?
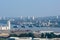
[0,38,6,40]
[10,34,18,37]
[40,33,45,38]
[40,32,60,38]
[18,33,35,37]
[9,33,60,38]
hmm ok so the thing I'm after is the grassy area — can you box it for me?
[0,38,6,40]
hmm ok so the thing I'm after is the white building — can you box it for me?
[33,38,40,40]
[40,31,54,34]
[57,16,58,19]
[9,37,32,40]
[32,16,35,20]
[54,33,60,35]
[0,20,11,30]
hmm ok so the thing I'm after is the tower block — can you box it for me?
[7,20,11,30]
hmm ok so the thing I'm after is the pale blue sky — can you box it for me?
[0,0,60,17]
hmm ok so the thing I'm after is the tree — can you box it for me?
[10,34,18,37]
[40,33,45,38]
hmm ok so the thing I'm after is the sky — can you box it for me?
[0,0,60,17]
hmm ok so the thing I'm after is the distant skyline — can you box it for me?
[0,0,60,17]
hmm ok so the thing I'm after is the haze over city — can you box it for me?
[0,0,60,17]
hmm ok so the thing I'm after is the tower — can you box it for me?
[32,16,35,20]
[21,16,23,19]
[57,16,58,19]
[48,20,51,26]
[27,16,30,19]
[7,20,11,30]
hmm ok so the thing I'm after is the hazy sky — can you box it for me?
[0,0,60,17]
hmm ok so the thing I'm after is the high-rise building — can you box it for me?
[57,16,58,19]
[32,16,35,20]
[7,20,11,30]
